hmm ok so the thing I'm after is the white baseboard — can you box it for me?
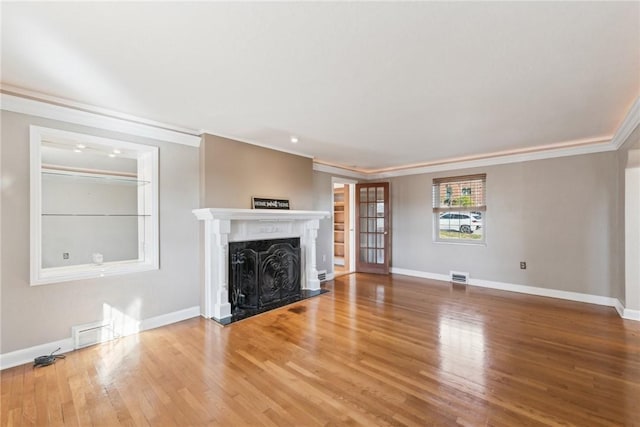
[391,268,636,321]
[139,306,201,332]
[325,272,336,281]
[0,338,74,372]
[622,307,640,321]
[614,299,626,318]
[470,277,620,307]
[0,305,200,371]
[390,267,449,282]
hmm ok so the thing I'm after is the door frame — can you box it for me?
[331,177,358,275]
[355,182,391,274]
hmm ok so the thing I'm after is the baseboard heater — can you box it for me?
[450,271,469,285]
[72,320,118,349]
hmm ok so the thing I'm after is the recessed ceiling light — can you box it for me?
[108,153,116,158]
[73,149,82,153]
[113,149,121,154]
[76,144,86,149]
[290,136,299,144]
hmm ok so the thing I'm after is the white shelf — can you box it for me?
[42,170,149,186]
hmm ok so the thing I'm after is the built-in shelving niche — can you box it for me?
[30,126,159,285]
[333,184,350,271]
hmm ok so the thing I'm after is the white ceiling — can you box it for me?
[2,2,639,173]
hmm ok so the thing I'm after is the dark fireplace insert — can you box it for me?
[229,237,301,321]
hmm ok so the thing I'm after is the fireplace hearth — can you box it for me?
[229,238,301,320]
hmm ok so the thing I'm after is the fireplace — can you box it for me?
[193,208,330,322]
[229,238,301,320]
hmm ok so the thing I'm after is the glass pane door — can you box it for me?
[355,182,390,274]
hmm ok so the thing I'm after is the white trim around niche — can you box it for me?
[30,126,160,285]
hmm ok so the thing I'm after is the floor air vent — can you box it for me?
[317,270,327,281]
[72,320,117,349]
[450,271,469,285]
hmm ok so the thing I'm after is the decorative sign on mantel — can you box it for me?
[252,197,290,210]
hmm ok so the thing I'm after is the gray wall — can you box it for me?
[1,111,200,353]
[312,171,334,274]
[203,133,628,301]
[2,106,632,355]
[200,134,314,210]
[197,133,318,313]
[617,126,640,306]
[389,152,621,298]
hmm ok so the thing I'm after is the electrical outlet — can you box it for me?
[63,252,70,260]
[520,261,526,269]
[322,254,327,262]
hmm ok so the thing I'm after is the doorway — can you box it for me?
[333,181,355,277]
[355,182,390,274]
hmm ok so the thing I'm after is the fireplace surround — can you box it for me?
[193,208,330,322]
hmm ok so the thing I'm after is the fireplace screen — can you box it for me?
[229,238,301,319]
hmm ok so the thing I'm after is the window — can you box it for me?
[30,126,159,285]
[433,174,486,243]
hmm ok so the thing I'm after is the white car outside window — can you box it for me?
[439,212,482,234]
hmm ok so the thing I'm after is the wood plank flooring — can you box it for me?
[2,273,639,426]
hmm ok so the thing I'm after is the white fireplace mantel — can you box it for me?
[193,208,330,321]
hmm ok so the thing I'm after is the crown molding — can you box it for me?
[1,84,200,135]
[312,162,368,180]
[611,96,640,150]
[4,86,637,173]
[368,139,616,179]
[201,130,315,160]
[0,88,201,147]
[313,97,640,179]
[314,138,616,179]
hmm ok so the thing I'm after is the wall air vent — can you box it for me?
[72,320,118,349]
[317,270,327,282]
[450,271,469,285]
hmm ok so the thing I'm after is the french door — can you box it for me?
[355,182,390,274]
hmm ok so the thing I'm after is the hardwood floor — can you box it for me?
[2,273,639,426]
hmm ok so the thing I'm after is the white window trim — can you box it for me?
[30,126,159,285]
[432,174,486,245]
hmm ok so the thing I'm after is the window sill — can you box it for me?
[433,240,487,247]
[30,260,158,286]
